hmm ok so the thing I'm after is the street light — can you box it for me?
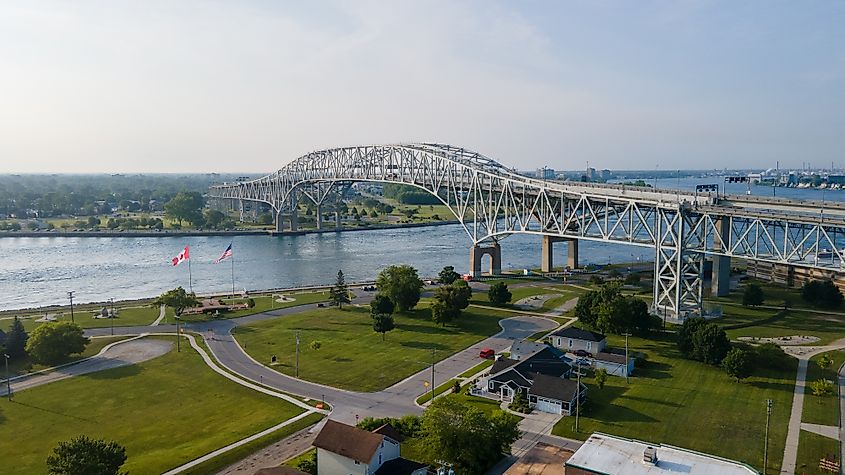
[67,291,75,323]
[174,316,181,352]
[109,298,115,336]
[4,353,10,401]
[763,399,773,474]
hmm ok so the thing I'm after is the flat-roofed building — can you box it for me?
[565,433,759,475]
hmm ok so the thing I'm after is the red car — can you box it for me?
[479,348,495,359]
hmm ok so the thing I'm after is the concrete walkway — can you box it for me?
[780,340,845,474]
[151,304,167,326]
[840,361,845,469]
[0,337,171,396]
[486,408,582,475]
[216,423,323,475]
[800,422,839,440]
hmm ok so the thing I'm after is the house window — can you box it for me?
[379,453,382,464]
[587,341,592,350]
[355,460,360,465]
[557,338,562,346]
[489,381,494,390]
[568,339,573,348]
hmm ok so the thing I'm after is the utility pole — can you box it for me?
[763,399,772,474]
[574,367,582,433]
[4,353,10,401]
[67,291,75,323]
[295,331,301,378]
[622,332,631,384]
[430,348,436,404]
[175,316,181,352]
[109,298,115,336]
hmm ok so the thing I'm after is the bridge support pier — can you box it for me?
[541,236,578,272]
[289,208,298,232]
[470,242,501,278]
[711,217,731,297]
[335,211,341,229]
[315,205,322,230]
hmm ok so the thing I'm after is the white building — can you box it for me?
[313,420,427,475]
[565,433,759,475]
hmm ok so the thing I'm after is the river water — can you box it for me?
[1,176,838,311]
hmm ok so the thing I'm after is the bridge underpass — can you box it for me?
[208,143,845,320]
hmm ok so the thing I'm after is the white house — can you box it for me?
[313,420,427,475]
[593,351,635,378]
[549,327,607,355]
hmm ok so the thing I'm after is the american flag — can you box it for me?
[213,243,233,264]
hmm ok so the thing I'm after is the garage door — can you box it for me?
[535,397,561,414]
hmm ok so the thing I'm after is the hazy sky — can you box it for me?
[1,1,843,174]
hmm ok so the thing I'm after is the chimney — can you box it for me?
[643,446,658,465]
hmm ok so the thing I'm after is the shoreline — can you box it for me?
[0,219,461,239]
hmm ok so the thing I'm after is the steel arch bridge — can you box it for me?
[209,143,845,319]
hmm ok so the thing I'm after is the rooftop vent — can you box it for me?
[643,446,658,465]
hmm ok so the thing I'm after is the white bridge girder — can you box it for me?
[209,143,845,319]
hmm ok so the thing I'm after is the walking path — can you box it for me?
[779,339,845,474]
[0,337,170,396]
[151,304,167,326]
[216,424,322,475]
[840,361,845,468]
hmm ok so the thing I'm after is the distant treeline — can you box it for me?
[382,184,441,205]
[0,174,240,218]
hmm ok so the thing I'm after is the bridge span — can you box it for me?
[209,143,845,319]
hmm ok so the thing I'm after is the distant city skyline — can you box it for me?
[1,1,843,173]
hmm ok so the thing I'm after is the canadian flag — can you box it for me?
[172,246,189,266]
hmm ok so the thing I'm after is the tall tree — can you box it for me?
[372,314,396,341]
[46,435,127,475]
[431,280,472,326]
[329,270,351,308]
[722,347,753,382]
[438,266,460,285]
[369,294,395,316]
[487,282,512,305]
[801,279,844,309]
[692,323,731,365]
[164,191,204,225]
[420,396,520,474]
[676,317,707,358]
[25,322,89,365]
[742,283,764,307]
[154,287,199,316]
[4,316,28,359]
[376,265,424,312]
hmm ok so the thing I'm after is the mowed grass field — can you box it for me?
[803,350,845,426]
[232,303,514,391]
[5,336,127,377]
[11,304,169,332]
[175,291,330,323]
[0,337,305,474]
[552,333,797,473]
[795,430,840,475]
[718,305,845,345]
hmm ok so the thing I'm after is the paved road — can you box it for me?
[86,293,559,426]
[1,338,171,396]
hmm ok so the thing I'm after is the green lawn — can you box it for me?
[719,306,845,345]
[458,359,494,379]
[232,303,514,392]
[802,350,845,426]
[176,291,329,323]
[795,430,840,475]
[12,304,168,332]
[416,379,460,405]
[551,333,797,474]
[0,337,305,474]
[5,336,127,378]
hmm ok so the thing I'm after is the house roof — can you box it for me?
[515,348,572,379]
[595,351,628,365]
[490,367,533,389]
[373,457,429,475]
[373,423,405,443]
[313,420,383,464]
[490,357,520,375]
[550,327,606,342]
[528,374,583,402]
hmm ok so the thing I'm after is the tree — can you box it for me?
[46,435,127,475]
[420,396,520,474]
[376,265,424,312]
[723,348,752,382]
[369,294,395,316]
[295,450,317,475]
[574,290,600,329]
[163,191,204,225]
[452,379,462,394]
[309,340,322,351]
[204,209,226,228]
[818,353,834,371]
[4,316,28,359]
[810,378,834,398]
[801,279,844,309]
[25,322,89,365]
[257,212,274,225]
[154,287,199,316]
[608,269,622,280]
[431,280,472,326]
[677,317,707,358]
[624,272,641,286]
[488,282,512,305]
[438,265,460,285]
[595,368,608,389]
[742,283,764,307]
[372,314,395,341]
[691,323,731,365]
[329,270,351,308]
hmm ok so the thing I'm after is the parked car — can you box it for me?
[360,285,377,291]
[575,349,593,358]
[479,348,495,359]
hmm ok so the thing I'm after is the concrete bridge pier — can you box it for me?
[469,242,502,277]
[289,208,298,232]
[274,209,299,233]
[315,205,322,230]
[711,217,731,297]
[540,236,579,272]
[334,211,341,229]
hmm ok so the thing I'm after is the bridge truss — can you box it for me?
[209,143,845,318]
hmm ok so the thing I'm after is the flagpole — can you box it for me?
[230,243,235,299]
[188,254,193,294]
